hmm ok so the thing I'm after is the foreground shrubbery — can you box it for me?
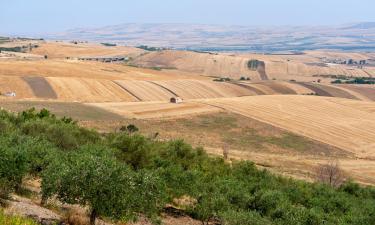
[0,108,375,225]
[0,210,38,225]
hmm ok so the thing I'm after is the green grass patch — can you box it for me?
[0,210,38,225]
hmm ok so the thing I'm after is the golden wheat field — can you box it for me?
[197,95,375,158]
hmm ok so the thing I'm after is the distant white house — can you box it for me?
[3,92,16,97]
[170,97,183,104]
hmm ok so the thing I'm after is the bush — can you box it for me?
[110,133,155,169]
[0,138,28,195]
[41,145,134,225]
[219,210,272,225]
[21,120,100,150]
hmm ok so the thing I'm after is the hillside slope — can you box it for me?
[198,95,375,158]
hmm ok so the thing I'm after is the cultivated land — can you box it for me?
[0,41,375,186]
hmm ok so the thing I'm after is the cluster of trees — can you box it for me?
[240,76,251,81]
[332,77,375,84]
[0,108,375,225]
[247,60,259,71]
[213,77,232,82]
[0,47,23,53]
[101,43,117,47]
[137,45,166,51]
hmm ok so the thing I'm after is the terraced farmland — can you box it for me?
[199,95,375,158]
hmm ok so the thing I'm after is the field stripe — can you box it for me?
[112,81,142,101]
[257,61,269,80]
[231,82,266,95]
[259,82,297,94]
[341,85,375,101]
[147,81,179,97]
[298,83,333,97]
[22,77,57,99]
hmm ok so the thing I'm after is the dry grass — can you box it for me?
[30,42,144,59]
[132,50,373,81]
[198,95,375,158]
[0,100,123,121]
[88,101,221,119]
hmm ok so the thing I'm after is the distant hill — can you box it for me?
[43,23,375,52]
[343,22,375,29]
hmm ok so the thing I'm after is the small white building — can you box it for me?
[170,97,183,104]
[3,92,16,97]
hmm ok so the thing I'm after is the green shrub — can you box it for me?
[0,139,28,195]
[110,133,155,169]
[219,210,272,225]
[41,145,134,224]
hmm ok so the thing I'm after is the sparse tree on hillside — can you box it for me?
[315,160,345,188]
[120,124,139,134]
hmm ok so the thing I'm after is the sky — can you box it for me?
[1,0,375,35]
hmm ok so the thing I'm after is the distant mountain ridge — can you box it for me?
[44,22,375,52]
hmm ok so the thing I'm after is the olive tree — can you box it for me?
[0,137,28,199]
[41,145,134,225]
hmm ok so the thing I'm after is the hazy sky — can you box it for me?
[1,0,375,35]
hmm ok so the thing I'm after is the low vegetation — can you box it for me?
[213,77,231,82]
[0,47,24,53]
[331,77,375,84]
[247,59,259,71]
[137,45,166,51]
[0,108,375,225]
[101,43,117,47]
[0,210,39,225]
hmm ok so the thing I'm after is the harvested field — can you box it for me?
[114,80,174,101]
[151,80,254,99]
[231,82,266,95]
[341,85,375,101]
[0,76,34,99]
[329,85,373,101]
[298,83,333,96]
[22,77,57,99]
[312,84,359,100]
[238,82,277,95]
[0,100,123,121]
[132,50,260,80]
[300,83,360,100]
[198,95,375,158]
[0,60,208,81]
[258,81,297,94]
[88,101,221,119]
[31,42,145,59]
[276,81,315,94]
[132,50,371,81]
[46,77,137,102]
